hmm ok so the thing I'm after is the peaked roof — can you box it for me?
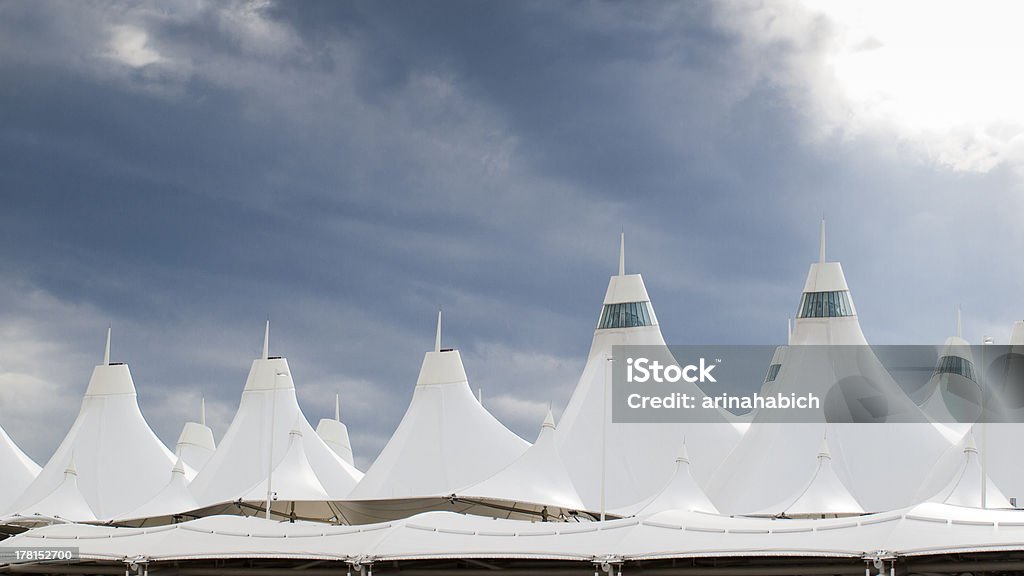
[188,325,363,506]
[0,424,40,512]
[753,436,864,518]
[348,314,529,500]
[616,440,719,516]
[13,459,97,523]
[457,410,585,515]
[115,457,199,525]
[556,236,741,510]
[316,394,355,466]
[708,233,954,515]
[920,333,979,441]
[930,430,1012,508]
[242,419,330,502]
[7,333,178,520]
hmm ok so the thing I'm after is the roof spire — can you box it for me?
[262,318,270,360]
[542,409,556,429]
[957,306,963,339]
[619,231,625,276]
[819,217,826,263]
[335,393,341,422]
[787,318,792,344]
[103,325,111,366]
[201,396,207,427]
[435,309,442,352]
[817,433,831,461]
[675,437,690,464]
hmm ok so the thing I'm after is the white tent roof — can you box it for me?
[615,440,718,516]
[920,333,978,441]
[556,235,741,510]
[188,324,363,507]
[708,230,956,514]
[175,398,216,473]
[115,457,200,526]
[929,430,1012,508]
[753,436,864,518]
[0,424,40,512]
[316,394,355,466]
[241,419,330,503]
[7,459,96,523]
[456,410,585,516]
[349,314,529,500]
[6,331,179,520]
[13,502,1024,566]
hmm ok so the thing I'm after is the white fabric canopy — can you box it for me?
[188,337,363,507]
[557,251,741,510]
[0,424,39,512]
[348,323,528,500]
[751,436,864,518]
[613,440,718,516]
[6,357,178,520]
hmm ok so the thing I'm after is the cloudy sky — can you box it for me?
[1,0,1022,469]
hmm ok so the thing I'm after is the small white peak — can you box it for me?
[675,438,690,464]
[817,434,831,461]
[542,409,556,430]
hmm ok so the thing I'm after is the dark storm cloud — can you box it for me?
[0,0,1021,469]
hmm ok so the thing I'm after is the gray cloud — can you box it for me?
[0,0,1021,469]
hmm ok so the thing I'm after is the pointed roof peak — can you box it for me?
[103,325,111,366]
[542,409,556,430]
[262,319,270,360]
[619,231,625,276]
[435,309,442,352]
[963,428,978,454]
[200,396,207,427]
[172,455,187,476]
[64,457,78,478]
[675,438,690,464]
[817,434,831,461]
[335,393,341,421]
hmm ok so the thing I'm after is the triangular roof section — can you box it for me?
[188,322,363,507]
[6,329,178,520]
[751,435,865,518]
[456,409,585,516]
[241,418,330,503]
[348,312,529,500]
[616,439,719,517]
[929,429,1012,509]
[114,456,200,526]
[11,458,97,523]
[708,224,954,514]
[920,311,980,440]
[316,394,355,467]
[556,234,741,510]
[175,397,217,473]
[0,424,40,513]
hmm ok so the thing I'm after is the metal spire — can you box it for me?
[619,232,625,276]
[819,218,826,263]
[335,393,341,422]
[103,325,111,366]
[435,310,442,352]
[201,396,207,427]
[262,319,270,360]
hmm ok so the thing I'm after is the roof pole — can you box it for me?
[819,217,826,263]
[201,396,206,427]
[103,325,111,366]
[262,319,270,360]
[266,371,284,520]
[619,232,625,276]
[435,310,442,353]
[335,393,341,422]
